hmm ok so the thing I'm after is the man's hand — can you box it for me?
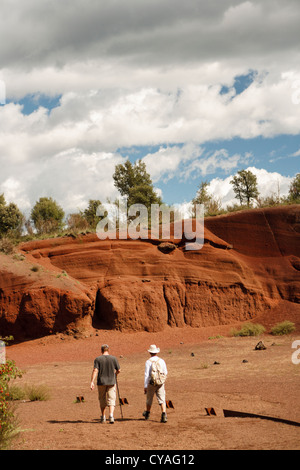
[90,367,98,391]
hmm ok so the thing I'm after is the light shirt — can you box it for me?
[144,356,168,388]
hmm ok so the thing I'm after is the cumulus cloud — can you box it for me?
[0,0,299,215]
[208,167,293,208]
[142,144,253,184]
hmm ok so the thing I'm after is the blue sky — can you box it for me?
[9,94,62,116]
[0,0,299,215]
[118,134,300,204]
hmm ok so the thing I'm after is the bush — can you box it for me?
[24,384,50,402]
[231,323,266,337]
[0,237,15,255]
[0,358,23,450]
[271,321,296,336]
[6,385,26,401]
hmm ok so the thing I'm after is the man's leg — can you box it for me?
[157,385,167,423]
[98,386,107,423]
[143,384,155,419]
[106,385,117,423]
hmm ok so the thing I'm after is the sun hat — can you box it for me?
[148,344,160,354]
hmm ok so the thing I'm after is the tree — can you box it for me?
[113,160,162,209]
[83,199,103,229]
[230,170,259,207]
[192,182,211,207]
[0,194,24,237]
[192,182,222,217]
[288,173,300,202]
[31,197,65,234]
[66,213,90,232]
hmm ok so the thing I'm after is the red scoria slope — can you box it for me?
[0,205,299,340]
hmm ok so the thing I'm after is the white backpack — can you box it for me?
[150,359,166,386]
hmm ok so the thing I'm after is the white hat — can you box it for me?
[148,344,160,354]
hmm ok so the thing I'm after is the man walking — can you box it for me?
[90,344,121,424]
[143,344,168,423]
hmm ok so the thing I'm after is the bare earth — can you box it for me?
[6,325,300,451]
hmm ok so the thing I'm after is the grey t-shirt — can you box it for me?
[94,355,120,386]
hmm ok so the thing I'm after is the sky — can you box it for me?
[0,0,299,218]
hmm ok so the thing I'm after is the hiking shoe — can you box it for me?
[160,412,167,423]
[100,416,106,423]
[143,411,150,420]
[109,416,115,424]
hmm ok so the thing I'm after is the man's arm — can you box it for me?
[115,357,121,376]
[144,360,150,394]
[90,367,98,390]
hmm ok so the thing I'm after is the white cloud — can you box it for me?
[0,145,126,216]
[208,167,293,208]
[142,143,203,183]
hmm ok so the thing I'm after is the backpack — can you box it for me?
[149,359,166,386]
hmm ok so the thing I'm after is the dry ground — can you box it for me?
[6,326,300,451]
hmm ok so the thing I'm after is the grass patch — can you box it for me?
[195,363,209,370]
[7,385,26,401]
[231,323,266,337]
[271,321,296,336]
[25,385,51,401]
[7,384,51,402]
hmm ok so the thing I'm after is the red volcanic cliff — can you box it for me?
[0,205,299,340]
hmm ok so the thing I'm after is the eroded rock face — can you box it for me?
[0,205,299,340]
[0,255,94,340]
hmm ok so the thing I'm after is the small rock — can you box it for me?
[191,352,195,357]
[242,359,248,363]
[158,242,176,254]
[255,341,266,350]
[213,361,220,365]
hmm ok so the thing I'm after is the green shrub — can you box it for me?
[231,323,266,337]
[271,321,296,336]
